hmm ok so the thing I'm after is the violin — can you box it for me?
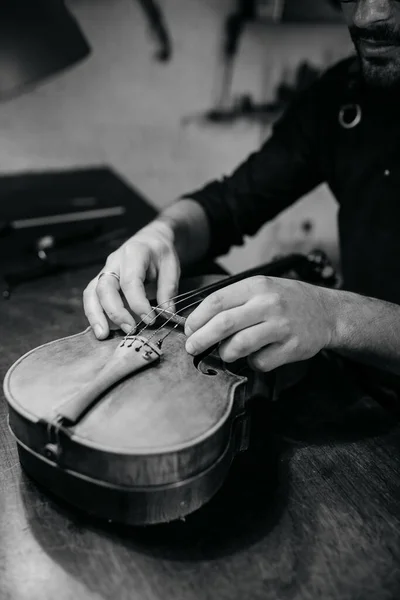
[3,252,336,526]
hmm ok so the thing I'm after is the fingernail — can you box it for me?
[121,323,134,334]
[164,301,175,313]
[141,312,156,324]
[94,324,103,338]
[184,324,193,336]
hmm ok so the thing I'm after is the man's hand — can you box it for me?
[184,276,336,372]
[83,220,181,339]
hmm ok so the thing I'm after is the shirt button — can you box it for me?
[384,169,390,176]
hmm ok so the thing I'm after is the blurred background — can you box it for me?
[0,0,353,287]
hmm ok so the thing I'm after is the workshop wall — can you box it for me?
[0,0,351,273]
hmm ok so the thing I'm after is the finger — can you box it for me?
[121,276,155,325]
[185,276,268,336]
[156,252,180,312]
[247,341,294,373]
[96,273,136,333]
[83,279,110,339]
[185,301,269,356]
[119,247,156,324]
[218,320,286,363]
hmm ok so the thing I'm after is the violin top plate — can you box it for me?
[4,325,245,454]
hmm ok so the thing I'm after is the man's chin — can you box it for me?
[358,54,400,89]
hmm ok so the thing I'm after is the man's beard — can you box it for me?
[350,23,400,90]
[355,44,400,89]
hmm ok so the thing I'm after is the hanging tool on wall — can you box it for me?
[182,0,341,127]
[136,0,172,62]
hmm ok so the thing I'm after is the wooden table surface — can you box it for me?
[1,266,400,600]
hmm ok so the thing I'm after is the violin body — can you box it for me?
[4,253,336,525]
[4,275,266,525]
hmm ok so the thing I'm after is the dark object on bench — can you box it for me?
[0,166,225,297]
[0,166,157,297]
[0,0,90,101]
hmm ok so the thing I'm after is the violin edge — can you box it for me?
[3,326,95,422]
[3,325,153,422]
[7,372,249,457]
[11,408,251,525]
[4,327,251,456]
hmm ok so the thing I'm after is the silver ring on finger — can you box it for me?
[98,271,120,283]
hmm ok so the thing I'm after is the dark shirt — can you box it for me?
[184,57,400,308]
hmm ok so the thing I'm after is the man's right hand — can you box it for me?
[83,220,181,340]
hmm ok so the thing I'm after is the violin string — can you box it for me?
[140,296,204,347]
[124,285,206,338]
[155,319,182,346]
[121,295,202,349]
[126,303,174,337]
[143,288,204,329]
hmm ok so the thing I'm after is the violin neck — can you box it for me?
[192,253,311,298]
[152,252,332,327]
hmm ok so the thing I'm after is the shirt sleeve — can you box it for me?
[181,78,327,259]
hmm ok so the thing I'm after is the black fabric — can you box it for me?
[271,351,400,442]
[183,56,400,397]
[184,56,400,304]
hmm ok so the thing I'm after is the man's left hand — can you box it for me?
[184,276,337,372]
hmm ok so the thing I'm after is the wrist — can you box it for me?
[154,200,210,265]
[317,286,345,350]
[321,287,356,351]
[152,213,188,262]
[149,215,177,243]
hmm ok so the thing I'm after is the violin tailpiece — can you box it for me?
[54,336,162,425]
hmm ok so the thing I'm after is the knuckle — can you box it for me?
[104,251,117,266]
[250,276,269,292]
[261,292,284,316]
[249,352,266,371]
[150,236,170,256]
[250,294,267,315]
[278,317,291,338]
[230,332,248,355]
[119,272,136,288]
[261,290,281,308]
[219,346,236,363]
[217,313,235,336]
[149,238,163,254]
[220,334,248,363]
[207,293,223,313]
[132,241,149,258]
[269,292,281,307]
[106,309,122,323]
[125,239,147,257]
[288,335,300,353]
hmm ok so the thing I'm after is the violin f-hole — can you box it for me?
[195,360,218,376]
[193,343,221,376]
